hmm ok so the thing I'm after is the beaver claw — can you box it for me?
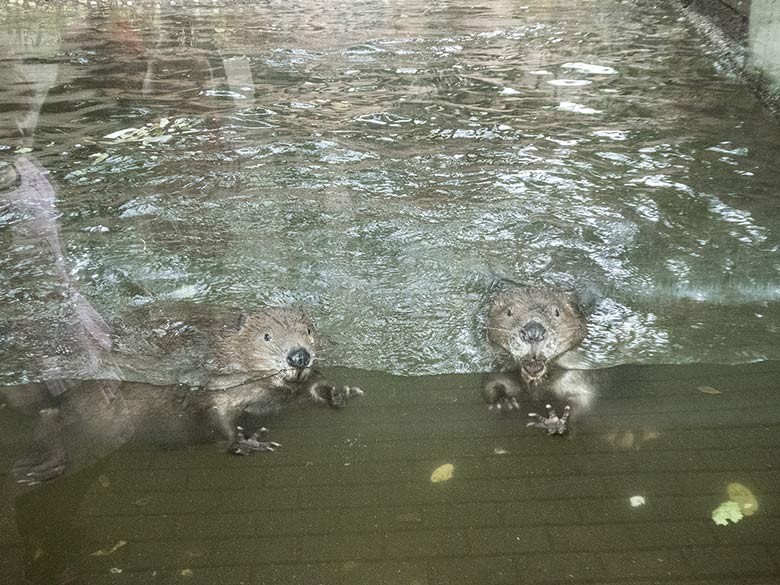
[488,395,521,412]
[309,384,364,409]
[230,426,281,455]
[527,404,571,435]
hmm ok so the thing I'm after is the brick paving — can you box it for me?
[1,361,779,584]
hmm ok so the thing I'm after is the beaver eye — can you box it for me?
[553,307,560,318]
[506,308,513,317]
[264,333,272,342]
[307,327,312,336]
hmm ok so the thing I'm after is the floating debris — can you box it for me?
[629,495,646,508]
[430,463,454,483]
[698,385,723,395]
[102,117,199,145]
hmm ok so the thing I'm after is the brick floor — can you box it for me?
[1,361,779,584]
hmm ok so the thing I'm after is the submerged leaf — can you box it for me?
[698,386,722,395]
[711,501,743,526]
[430,463,454,483]
[727,482,758,516]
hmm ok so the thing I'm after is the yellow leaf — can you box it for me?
[430,463,454,483]
[727,482,758,516]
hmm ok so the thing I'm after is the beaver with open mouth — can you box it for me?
[483,284,588,432]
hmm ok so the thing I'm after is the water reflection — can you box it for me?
[0,0,779,384]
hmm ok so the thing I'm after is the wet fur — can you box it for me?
[486,284,586,381]
[7,305,358,483]
[484,283,593,416]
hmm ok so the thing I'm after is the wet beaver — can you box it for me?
[8,304,362,483]
[483,283,591,432]
[486,284,586,383]
[124,304,364,449]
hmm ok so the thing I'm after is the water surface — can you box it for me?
[2,0,780,383]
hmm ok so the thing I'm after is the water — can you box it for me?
[1,0,780,382]
[1,0,779,583]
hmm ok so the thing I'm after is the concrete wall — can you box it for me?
[749,0,780,88]
[683,0,780,114]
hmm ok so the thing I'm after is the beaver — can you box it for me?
[483,283,591,432]
[8,304,363,484]
[115,303,364,451]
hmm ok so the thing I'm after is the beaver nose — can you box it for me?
[287,347,311,369]
[520,321,546,343]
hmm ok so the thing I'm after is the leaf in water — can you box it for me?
[430,463,454,483]
[181,569,193,577]
[16,147,33,154]
[91,540,127,556]
[629,495,646,508]
[711,501,743,526]
[698,386,722,395]
[727,482,758,516]
[89,153,109,165]
[98,474,110,488]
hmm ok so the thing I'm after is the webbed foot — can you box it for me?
[230,427,281,456]
[527,404,571,435]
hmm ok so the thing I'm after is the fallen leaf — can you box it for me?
[698,386,722,395]
[727,482,758,516]
[430,463,454,483]
[711,501,743,526]
[629,495,646,508]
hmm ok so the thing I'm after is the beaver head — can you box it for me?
[213,307,318,386]
[487,285,585,383]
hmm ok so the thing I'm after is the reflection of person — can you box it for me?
[1,157,112,388]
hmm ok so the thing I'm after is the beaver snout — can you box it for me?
[520,321,546,343]
[286,347,311,369]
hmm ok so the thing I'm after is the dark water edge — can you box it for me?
[1,360,778,584]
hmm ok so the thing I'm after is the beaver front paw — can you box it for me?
[484,381,521,411]
[309,384,364,409]
[230,426,281,455]
[527,404,571,435]
[13,447,67,484]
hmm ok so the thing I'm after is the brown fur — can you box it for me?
[487,285,586,383]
